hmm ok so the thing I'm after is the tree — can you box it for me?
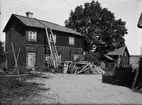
[65,0,128,54]
[0,41,5,64]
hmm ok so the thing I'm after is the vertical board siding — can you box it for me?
[36,46,45,68]
[5,17,26,69]
[75,36,84,48]
[5,16,84,69]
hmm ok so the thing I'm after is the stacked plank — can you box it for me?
[63,61,105,75]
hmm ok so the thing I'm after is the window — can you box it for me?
[69,37,74,45]
[28,31,37,42]
[53,35,56,43]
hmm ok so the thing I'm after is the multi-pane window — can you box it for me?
[28,31,37,42]
[69,37,74,45]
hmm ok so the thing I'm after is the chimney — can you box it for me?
[26,12,33,18]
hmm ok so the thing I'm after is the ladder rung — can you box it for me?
[45,27,60,68]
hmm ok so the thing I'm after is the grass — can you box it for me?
[0,70,51,104]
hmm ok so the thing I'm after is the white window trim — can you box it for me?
[69,37,74,45]
[28,31,37,42]
[53,34,56,43]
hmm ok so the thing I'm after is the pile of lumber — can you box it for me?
[63,61,105,75]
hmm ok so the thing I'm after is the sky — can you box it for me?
[0,0,142,55]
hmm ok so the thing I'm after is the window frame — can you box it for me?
[28,30,37,42]
[53,34,56,43]
[69,37,75,45]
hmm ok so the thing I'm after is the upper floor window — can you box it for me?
[69,37,74,45]
[28,31,37,42]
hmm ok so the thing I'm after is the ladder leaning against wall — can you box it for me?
[45,27,60,69]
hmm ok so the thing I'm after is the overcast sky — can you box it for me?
[0,0,142,55]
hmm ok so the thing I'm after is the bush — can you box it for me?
[76,52,101,66]
[114,66,135,87]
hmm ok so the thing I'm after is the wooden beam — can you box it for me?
[11,43,21,81]
[77,63,90,74]
[132,68,140,89]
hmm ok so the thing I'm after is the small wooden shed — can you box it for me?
[102,46,130,71]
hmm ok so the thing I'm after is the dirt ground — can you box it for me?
[29,73,142,104]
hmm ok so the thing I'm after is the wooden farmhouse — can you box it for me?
[102,46,130,70]
[3,12,85,69]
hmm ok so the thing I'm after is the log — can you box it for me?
[78,67,90,74]
[132,68,140,88]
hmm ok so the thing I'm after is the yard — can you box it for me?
[1,70,142,104]
[29,72,142,104]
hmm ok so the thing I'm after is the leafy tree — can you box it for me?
[0,41,5,64]
[65,0,128,54]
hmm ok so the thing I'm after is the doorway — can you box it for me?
[27,52,36,69]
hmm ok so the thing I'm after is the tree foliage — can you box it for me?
[0,41,5,64]
[65,0,128,54]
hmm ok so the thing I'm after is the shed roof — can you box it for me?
[107,46,129,56]
[138,12,142,28]
[3,14,84,36]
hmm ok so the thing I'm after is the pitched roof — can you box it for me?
[107,46,129,56]
[3,14,84,36]
[138,12,142,28]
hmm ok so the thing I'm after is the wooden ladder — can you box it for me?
[45,27,59,69]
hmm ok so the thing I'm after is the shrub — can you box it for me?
[76,52,101,66]
[114,66,135,87]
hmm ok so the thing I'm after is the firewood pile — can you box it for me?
[63,61,105,75]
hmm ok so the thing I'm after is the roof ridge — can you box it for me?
[11,14,83,36]
[13,14,71,30]
[37,19,79,32]
[38,19,63,27]
[13,14,33,19]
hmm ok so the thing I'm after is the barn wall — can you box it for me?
[36,46,46,68]
[5,27,14,68]
[5,17,26,69]
[26,28,84,49]
[32,45,83,68]
[25,28,84,67]
[54,31,84,48]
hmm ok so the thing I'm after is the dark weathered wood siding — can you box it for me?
[26,29,84,48]
[25,28,84,67]
[36,46,45,68]
[120,51,129,67]
[5,17,26,69]
[5,17,84,69]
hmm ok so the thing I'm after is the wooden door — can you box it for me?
[28,53,36,69]
[62,48,71,61]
